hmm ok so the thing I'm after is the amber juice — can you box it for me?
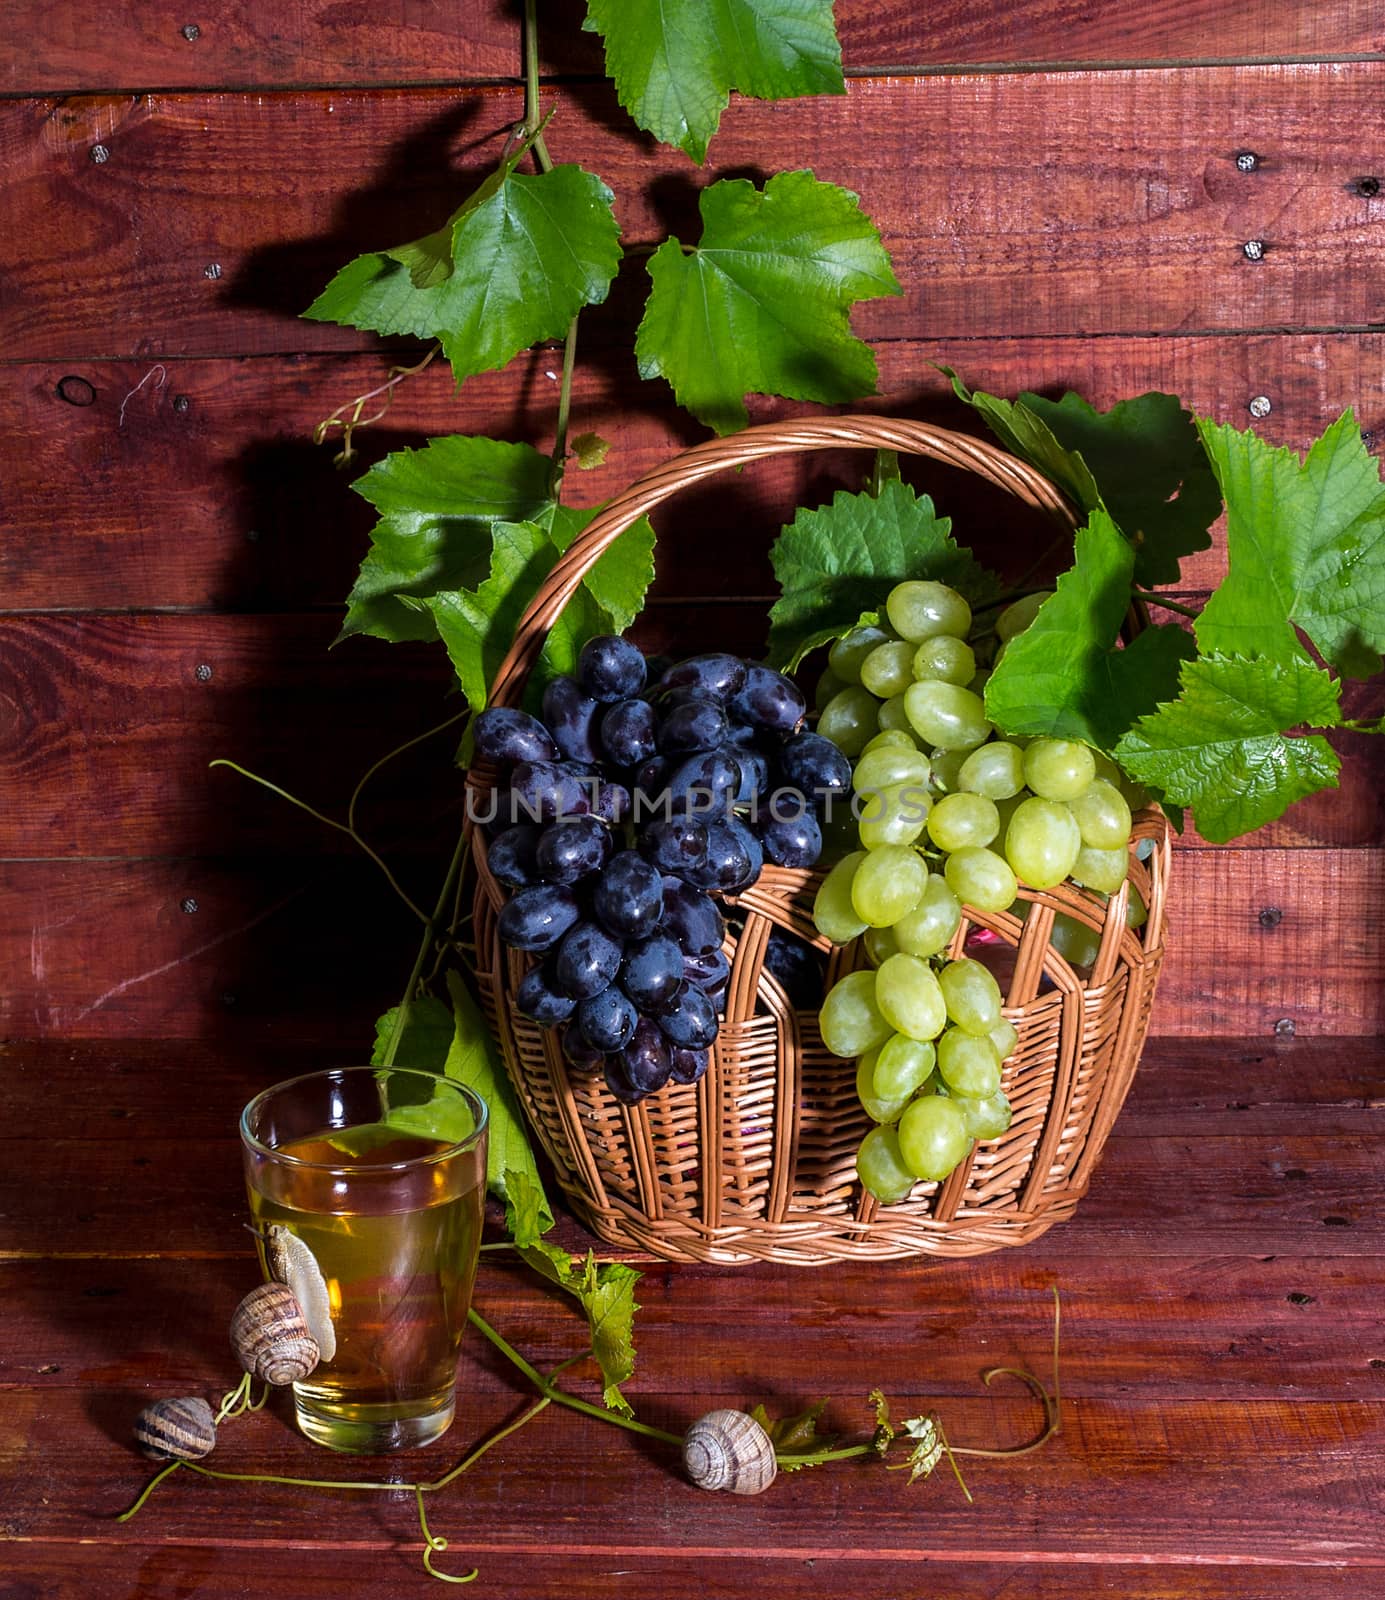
[241,1071,488,1455]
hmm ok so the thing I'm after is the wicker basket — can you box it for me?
[466,416,1170,1266]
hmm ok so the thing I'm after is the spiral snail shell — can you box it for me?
[230,1281,321,1385]
[133,1396,217,1462]
[682,1409,778,1494]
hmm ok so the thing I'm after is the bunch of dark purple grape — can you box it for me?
[474,634,851,1104]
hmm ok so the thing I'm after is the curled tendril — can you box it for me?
[417,1488,479,1584]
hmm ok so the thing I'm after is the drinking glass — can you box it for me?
[240,1067,488,1454]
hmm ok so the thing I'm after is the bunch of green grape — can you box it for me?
[809,579,1146,1205]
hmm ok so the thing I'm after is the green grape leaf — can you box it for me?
[1113,652,1343,842]
[342,437,554,644]
[1195,411,1385,678]
[748,1400,837,1468]
[636,171,901,434]
[946,372,1219,587]
[548,504,657,634]
[305,162,622,388]
[767,479,1002,670]
[370,993,488,1149]
[503,1166,555,1250]
[583,0,844,163]
[985,511,1197,751]
[579,1255,642,1415]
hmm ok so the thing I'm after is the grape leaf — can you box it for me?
[342,437,554,644]
[502,1166,555,1251]
[548,504,657,634]
[946,373,1219,587]
[1113,652,1342,842]
[516,1243,641,1415]
[985,510,1196,751]
[748,1400,837,1469]
[636,171,901,434]
[305,162,622,388]
[1195,411,1385,678]
[583,0,844,163]
[371,994,455,1073]
[767,479,1001,670]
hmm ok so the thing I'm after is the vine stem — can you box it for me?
[379,822,472,1069]
[1131,590,1201,621]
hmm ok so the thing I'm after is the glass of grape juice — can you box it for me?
[240,1067,488,1455]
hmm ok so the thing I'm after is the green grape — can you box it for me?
[911,635,975,686]
[814,667,846,711]
[850,846,929,927]
[953,1090,1013,1140]
[958,740,1026,800]
[819,970,893,1057]
[989,1016,1019,1062]
[877,694,913,732]
[1049,910,1101,968]
[893,875,963,959]
[1022,738,1097,802]
[944,846,1019,913]
[897,1094,972,1181]
[1071,842,1129,894]
[858,782,932,849]
[853,746,932,792]
[813,851,870,944]
[995,590,1052,642]
[1126,884,1149,930]
[928,748,969,793]
[904,681,993,750]
[938,956,1004,1035]
[874,953,948,1041]
[1005,797,1082,889]
[856,1049,911,1123]
[856,1124,918,1204]
[886,580,972,643]
[1067,778,1132,849]
[817,685,880,758]
[862,728,918,754]
[937,1027,1003,1096]
[1091,750,1123,787]
[860,640,919,699]
[927,791,1000,852]
[862,925,899,967]
[872,1033,937,1100]
[829,624,894,684]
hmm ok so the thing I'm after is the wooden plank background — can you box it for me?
[1,3,1382,1042]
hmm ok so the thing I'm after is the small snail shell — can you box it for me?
[230,1282,320,1385]
[133,1396,216,1462]
[682,1409,777,1495]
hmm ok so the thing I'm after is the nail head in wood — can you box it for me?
[1242,239,1266,261]
[89,144,110,165]
[1235,151,1259,173]
[1248,396,1271,419]
[181,23,201,41]
[1273,1016,1295,1037]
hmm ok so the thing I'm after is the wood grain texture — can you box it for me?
[6,0,1380,95]
[9,335,1385,611]
[0,847,1381,1043]
[3,68,1383,361]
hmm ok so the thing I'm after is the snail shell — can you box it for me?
[133,1396,216,1462]
[266,1225,336,1363]
[230,1281,320,1385]
[682,1409,777,1495]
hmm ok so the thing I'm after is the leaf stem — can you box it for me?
[522,0,555,174]
[550,317,580,494]
[1131,590,1200,621]
[348,709,469,838]
[379,823,472,1069]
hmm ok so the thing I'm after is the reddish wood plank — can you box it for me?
[6,1,1380,97]
[8,335,1385,611]
[3,69,1383,361]
[0,848,1380,1041]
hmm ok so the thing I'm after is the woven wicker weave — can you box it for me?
[466,416,1169,1266]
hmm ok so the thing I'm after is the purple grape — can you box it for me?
[657,984,719,1049]
[763,928,827,1010]
[729,748,769,806]
[664,749,741,818]
[685,817,762,893]
[658,697,730,756]
[618,1017,673,1095]
[638,817,708,875]
[509,761,593,823]
[473,707,559,765]
[602,1055,646,1104]
[592,851,665,941]
[756,808,823,869]
[660,879,725,955]
[487,823,543,889]
[554,920,625,999]
[657,654,747,702]
[600,698,658,767]
[632,755,672,806]
[562,1019,606,1070]
[682,946,730,1000]
[541,676,602,764]
[593,781,631,824]
[579,986,638,1052]
[730,663,806,735]
[578,635,647,701]
[669,1046,711,1086]
[619,933,684,1014]
[497,885,581,952]
[516,960,578,1025]
[776,733,853,800]
[535,816,611,884]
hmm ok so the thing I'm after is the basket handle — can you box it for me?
[488,413,1076,707]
